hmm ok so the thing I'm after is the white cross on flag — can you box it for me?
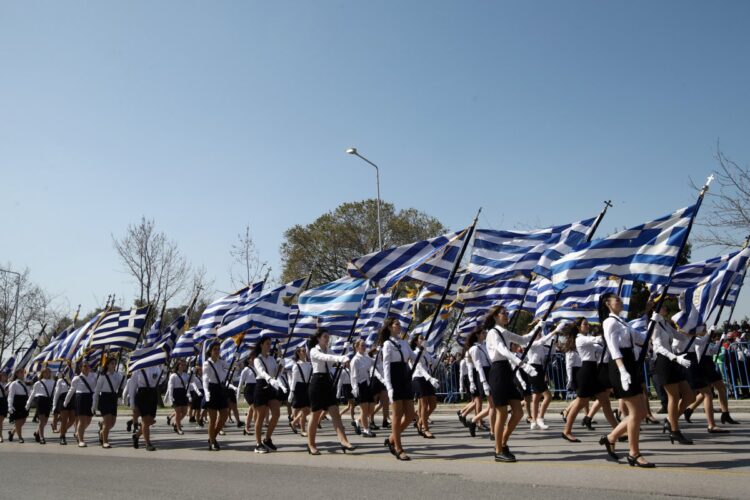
[89,305,151,350]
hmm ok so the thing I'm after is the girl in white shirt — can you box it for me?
[202,341,230,451]
[164,359,190,435]
[288,346,311,436]
[237,355,257,436]
[52,372,74,445]
[456,352,478,428]
[463,329,492,438]
[63,363,97,447]
[27,366,55,444]
[410,334,439,439]
[7,368,30,443]
[93,357,123,448]
[252,335,282,454]
[0,372,8,443]
[350,339,376,438]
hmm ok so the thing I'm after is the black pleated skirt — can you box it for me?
[699,356,723,384]
[292,382,310,409]
[243,384,256,406]
[224,386,237,404]
[655,354,686,385]
[189,390,203,410]
[489,360,522,406]
[569,366,579,392]
[529,363,548,394]
[172,388,189,407]
[340,383,354,402]
[608,348,643,399]
[206,383,229,410]
[98,392,118,416]
[0,397,7,417]
[389,361,413,402]
[576,361,601,398]
[370,377,385,395]
[355,381,374,404]
[470,369,485,398]
[685,353,708,390]
[412,377,436,398]
[597,362,612,390]
[309,373,337,412]
[11,395,29,421]
[135,387,158,417]
[36,396,53,417]
[253,380,278,408]
[75,393,93,417]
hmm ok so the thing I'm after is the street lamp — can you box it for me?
[346,147,383,251]
[0,268,21,360]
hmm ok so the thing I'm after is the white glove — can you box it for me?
[650,311,662,322]
[430,377,440,389]
[618,366,631,392]
[338,355,349,364]
[515,371,527,391]
[352,387,359,399]
[676,354,691,369]
[482,382,490,394]
[91,405,96,415]
[521,363,537,377]
[287,392,294,404]
[388,389,394,403]
[470,382,477,393]
[269,379,281,391]
[204,392,210,403]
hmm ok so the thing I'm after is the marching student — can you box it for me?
[52,372,74,445]
[560,330,583,425]
[288,346,311,437]
[278,360,293,425]
[651,305,695,444]
[7,368,30,443]
[464,329,491,437]
[526,322,563,431]
[682,333,728,434]
[164,359,190,435]
[456,352,477,427]
[410,334,439,439]
[93,357,123,448]
[253,335,283,454]
[561,318,618,442]
[131,365,161,451]
[484,305,540,463]
[123,374,141,435]
[350,339,376,437]
[202,341,230,451]
[336,362,356,425]
[63,363,97,447]
[381,317,417,461]
[26,367,55,445]
[369,346,390,430]
[224,365,242,430]
[0,372,8,443]
[598,293,654,468]
[306,329,355,455]
[188,364,205,427]
[237,355,257,435]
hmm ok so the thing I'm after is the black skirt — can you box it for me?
[699,356,723,384]
[608,348,643,399]
[489,360,522,406]
[253,380,278,408]
[224,386,237,404]
[243,384,256,406]
[655,354,686,385]
[189,391,203,410]
[10,395,29,421]
[340,383,354,402]
[98,392,118,416]
[685,353,708,391]
[75,393,93,417]
[470,369,485,398]
[389,361,413,402]
[135,387,158,417]
[36,396,53,417]
[412,377,436,398]
[529,363,548,394]
[172,388,189,407]
[309,373,337,412]
[462,375,470,393]
[569,366,579,392]
[291,382,310,409]
[576,361,601,398]
[597,362,612,390]
[370,377,385,395]
[0,397,7,417]
[355,381,374,404]
[206,383,229,410]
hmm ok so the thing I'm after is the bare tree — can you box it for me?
[693,144,750,248]
[112,217,190,312]
[229,224,268,288]
[0,265,56,361]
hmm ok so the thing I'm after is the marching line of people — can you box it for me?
[0,294,743,468]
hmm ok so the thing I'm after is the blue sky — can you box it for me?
[2,1,749,319]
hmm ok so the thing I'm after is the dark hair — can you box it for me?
[308,329,329,350]
[378,318,399,346]
[252,335,271,357]
[409,334,423,351]
[482,305,506,331]
[598,293,617,324]
[13,368,24,380]
[293,345,306,362]
[206,340,221,355]
[560,317,588,352]
[465,328,483,351]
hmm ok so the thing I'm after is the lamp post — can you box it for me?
[0,268,21,360]
[346,148,383,251]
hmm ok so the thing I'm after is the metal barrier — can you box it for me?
[722,342,750,399]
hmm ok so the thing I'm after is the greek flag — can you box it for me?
[295,310,355,337]
[220,337,238,363]
[1,355,16,376]
[390,297,414,332]
[217,279,305,339]
[410,311,451,354]
[470,217,596,283]
[298,277,368,317]
[30,325,74,372]
[142,315,164,349]
[672,247,750,333]
[348,230,466,291]
[551,204,698,292]
[128,309,189,372]
[724,270,746,307]
[11,334,41,373]
[53,313,102,361]
[89,306,151,350]
[655,251,741,297]
[193,286,251,341]
[461,277,537,314]
[355,290,393,345]
[536,276,633,324]
[171,328,198,359]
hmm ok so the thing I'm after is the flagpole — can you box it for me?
[508,274,534,332]
[274,271,315,377]
[431,308,464,375]
[636,176,713,364]
[410,208,481,377]
[513,200,612,374]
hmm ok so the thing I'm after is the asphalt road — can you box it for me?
[2,404,749,499]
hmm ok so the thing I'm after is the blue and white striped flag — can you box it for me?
[142,315,164,349]
[550,204,698,291]
[295,311,355,337]
[348,230,466,291]
[410,311,451,354]
[672,247,750,333]
[171,328,198,359]
[193,286,251,341]
[30,325,74,372]
[12,334,41,373]
[217,279,305,339]
[536,276,632,324]
[89,306,151,350]
[53,313,102,361]
[128,309,189,372]
[653,251,741,297]
[0,355,16,376]
[724,269,746,307]
[298,277,368,317]
[470,218,596,283]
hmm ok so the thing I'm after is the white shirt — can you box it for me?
[7,380,29,407]
[565,350,582,386]
[28,378,55,401]
[603,314,646,361]
[253,354,278,383]
[238,366,257,386]
[164,372,190,405]
[309,345,347,374]
[63,372,97,407]
[652,316,679,358]
[411,347,436,382]
[382,337,416,394]
[203,358,230,386]
[289,361,312,388]
[576,334,604,362]
[188,373,203,396]
[133,366,162,390]
[351,352,373,386]
[527,330,558,366]
[486,325,538,364]
[51,379,69,412]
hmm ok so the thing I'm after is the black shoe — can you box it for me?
[561,433,581,443]
[60,436,67,446]
[189,416,196,423]
[581,416,595,431]
[489,433,495,440]
[340,443,356,453]
[382,420,391,429]
[39,437,46,445]
[237,421,244,427]
[254,444,268,454]
[126,420,132,433]
[146,444,156,452]
[34,432,40,443]
[468,421,477,437]
[721,412,740,425]
[662,419,671,434]
[495,447,516,463]
[132,433,139,449]
[627,453,655,468]
[613,410,621,422]
[599,435,619,460]
[306,445,321,455]
[669,430,693,445]
[262,438,277,451]
[167,415,172,426]
[502,446,516,460]
[8,431,13,442]
[370,422,380,431]
[707,426,730,434]
[353,422,361,435]
[683,408,693,423]
[384,437,396,456]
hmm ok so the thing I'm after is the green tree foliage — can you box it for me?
[280,200,448,285]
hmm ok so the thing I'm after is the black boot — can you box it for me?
[683,408,693,423]
[669,429,693,445]
[721,412,740,425]
[581,416,595,430]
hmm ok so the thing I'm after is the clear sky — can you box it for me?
[2,1,749,319]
